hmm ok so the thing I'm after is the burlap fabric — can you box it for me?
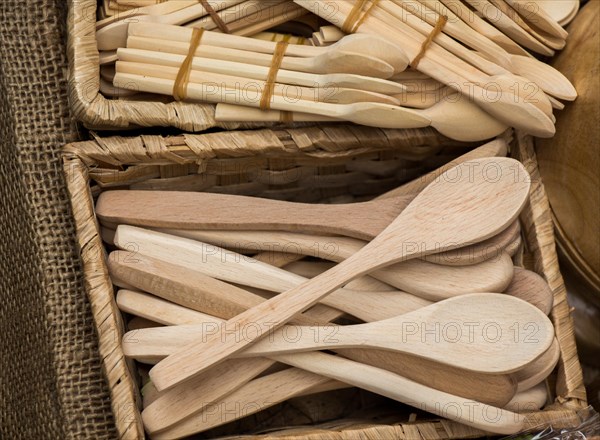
[0,1,116,438]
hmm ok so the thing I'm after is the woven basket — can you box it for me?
[67,0,318,131]
[63,127,588,439]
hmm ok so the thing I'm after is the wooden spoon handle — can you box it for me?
[97,190,406,241]
[276,352,524,434]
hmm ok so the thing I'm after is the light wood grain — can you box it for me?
[146,158,531,391]
[125,292,520,437]
[112,227,514,302]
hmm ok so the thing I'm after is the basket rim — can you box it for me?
[62,131,588,439]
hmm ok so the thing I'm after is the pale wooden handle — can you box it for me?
[274,351,525,435]
[147,253,367,391]
[215,103,336,123]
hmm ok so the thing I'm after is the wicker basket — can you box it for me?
[67,0,319,131]
[63,127,588,439]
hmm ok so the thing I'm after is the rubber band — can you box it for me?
[172,28,204,101]
[199,0,230,34]
[260,41,288,111]
[411,15,448,69]
[342,0,379,34]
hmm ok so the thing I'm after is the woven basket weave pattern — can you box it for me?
[0,1,116,438]
[63,129,588,439]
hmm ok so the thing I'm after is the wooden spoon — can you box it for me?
[152,364,543,438]
[96,0,246,50]
[507,267,554,315]
[298,0,555,137]
[213,92,509,142]
[97,190,413,241]
[125,293,555,373]
[409,0,574,100]
[463,0,555,55]
[146,157,532,390]
[111,227,515,301]
[514,338,560,392]
[504,382,548,413]
[124,291,521,435]
[116,70,430,129]
[116,61,401,105]
[488,0,566,50]
[503,0,569,39]
[128,22,410,73]
[95,0,194,30]
[109,251,431,323]
[125,35,396,78]
[115,49,406,95]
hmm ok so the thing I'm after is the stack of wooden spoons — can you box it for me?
[96,148,559,437]
[94,0,578,139]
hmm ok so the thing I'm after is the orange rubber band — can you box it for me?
[172,28,204,101]
[342,0,379,34]
[199,0,230,33]
[411,15,448,69]
[260,41,288,111]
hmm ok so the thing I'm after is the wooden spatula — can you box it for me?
[145,157,531,391]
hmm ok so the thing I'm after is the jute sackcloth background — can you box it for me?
[0,1,116,438]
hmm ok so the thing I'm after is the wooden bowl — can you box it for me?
[536,1,600,300]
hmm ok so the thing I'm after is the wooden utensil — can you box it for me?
[97,190,413,241]
[213,92,509,141]
[95,0,194,30]
[514,338,560,392]
[153,221,520,267]
[109,251,431,323]
[507,268,554,315]
[463,0,555,55]
[116,70,429,129]
[115,48,405,95]
[408,0,574,100]
[125,293,555,373]
[146,157,531,390]
[116,61,401,105]
[504,382,548,412]
[151,365,543,438]
[111,227,515,301]
[487,0,566,50]
[125,35,396,77]
[503,0,569,38]
[296,0,555,137]
[96,0,246,50]
[128,22,410,73]
[126,291,522,436]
